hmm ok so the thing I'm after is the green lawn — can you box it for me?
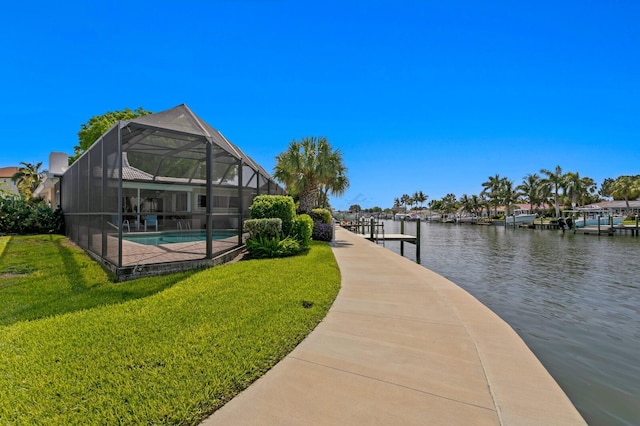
[0,235,341,425]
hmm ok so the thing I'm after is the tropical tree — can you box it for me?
[71,107,152,163]
[459,194,482,217]
[540,166,566,217]
[316,140,349,209]
[599,178,615,198]
[412,190,428,209]
[274,136,349,214]
[517,173,542,212]
[564,172,596,208]
[12,162,44,199]
[459,194,471,214]
[481,174,506,216]
[439,193,458,215]
[501,179,518,216]
[393,197,401,212]
[610,175,640,208]
[400,194,411,211]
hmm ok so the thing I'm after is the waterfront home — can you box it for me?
[39,104,284,280]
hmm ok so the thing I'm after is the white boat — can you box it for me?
[457,214,477,223]
[505,209,536,225]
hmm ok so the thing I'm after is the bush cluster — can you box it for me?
[243,218,282,239]
[310,208,333,241]
[293,214,313,247]
[312,222,333,242]
[0,195,63,235]
[244,196,314,258]
[248,195,296,236]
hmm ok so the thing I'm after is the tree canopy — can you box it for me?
[70,107,152,163]
[12,162,43,199]
[273,137,349,214]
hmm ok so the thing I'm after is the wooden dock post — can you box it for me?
[636,214,639,238]
[416,218,421,264]
[400,219,405,257]
[370,217,375,240]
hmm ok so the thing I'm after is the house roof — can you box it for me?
[582,200,640,209]
[0,167,19,178]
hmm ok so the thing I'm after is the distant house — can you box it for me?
[49,104,285,280]
[0,167,20,195]
[580,200,640,216]
[33,152,68,206]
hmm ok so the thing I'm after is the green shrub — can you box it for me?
[311,208,332,224]
[249,195,296,236]
[243,218,282,239]
[309,208,333,241]
[293,214,313,247]
[277,236,302,256]
[0,195,63,235]
[313,221,334,241]
[246,235,302,258]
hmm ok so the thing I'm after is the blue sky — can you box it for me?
[1,1,638,210]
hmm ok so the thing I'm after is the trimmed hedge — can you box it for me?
[249,195,296,236]
[244,218,282,239]
[311,208,332,224]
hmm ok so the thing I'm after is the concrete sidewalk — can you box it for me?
[203,227,585,425]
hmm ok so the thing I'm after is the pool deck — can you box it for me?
[202,226,586,425]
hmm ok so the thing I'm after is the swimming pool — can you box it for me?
[122,230,239,246]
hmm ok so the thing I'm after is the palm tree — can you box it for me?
[400,194,411,211]
[501,179,518,216]
[274,137,349,213]
[440,193,458,215]
[540,166,566,218]
[393,197,401,213]
[610,175,640,209]
[466,194,480,217]
[413,190,428,209]
[317,140,349,208]
[517,173,542,212]
[564,172,596,208]
[481,174,506,216]
[12,162,43,199]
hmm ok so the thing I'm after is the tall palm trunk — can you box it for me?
[299,187,318,214]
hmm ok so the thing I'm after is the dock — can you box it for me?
[361,233,417,243]
[574,225,639,236]
[342,218,421,263]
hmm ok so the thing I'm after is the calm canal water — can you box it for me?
[378,220,639,426]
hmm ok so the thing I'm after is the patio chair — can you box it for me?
[108,215,130,232]
[145,214,158,231]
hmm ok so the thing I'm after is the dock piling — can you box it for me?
[416,218,421,264]
[400,219,405,257]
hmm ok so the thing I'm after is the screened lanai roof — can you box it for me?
[117,104,271,183]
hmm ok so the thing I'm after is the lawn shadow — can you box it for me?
[53,237,91,293]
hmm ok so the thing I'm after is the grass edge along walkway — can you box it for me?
[0,237,340,425]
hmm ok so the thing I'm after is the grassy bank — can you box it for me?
[0,236,341,425]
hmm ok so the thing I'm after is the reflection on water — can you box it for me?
[380,220,640,426]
